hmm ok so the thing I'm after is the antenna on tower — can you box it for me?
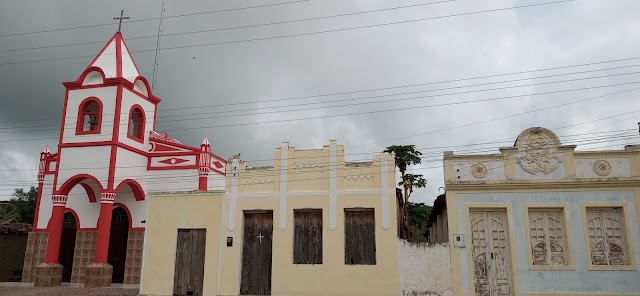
[151,1,166,91]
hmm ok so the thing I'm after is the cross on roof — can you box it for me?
[114,10,129,33]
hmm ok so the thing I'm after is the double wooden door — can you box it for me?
[240,211,273,295]
[470,210,512,296]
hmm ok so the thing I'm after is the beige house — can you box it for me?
[139,140,401,296]
[433,127,640,296]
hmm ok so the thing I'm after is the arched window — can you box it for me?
[128,105,145,143]
[76,97,102,135]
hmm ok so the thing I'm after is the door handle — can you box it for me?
[491,252,494,260]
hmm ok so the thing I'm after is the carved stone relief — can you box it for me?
[593,160,612,176]
[471,163,488,179]
[515,127,562,174]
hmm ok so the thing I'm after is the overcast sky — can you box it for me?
[1,0,639,202]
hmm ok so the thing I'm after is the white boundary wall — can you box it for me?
[398,240,453,296]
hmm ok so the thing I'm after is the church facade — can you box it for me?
[139,141,402,296]
[22,32,227,287]
[440,127,640,296]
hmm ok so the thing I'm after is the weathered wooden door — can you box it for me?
[240,211,273,295]
[59,212,77,282]
[107,207,129,283]
[470,210,512,296]
[173,229,207,296]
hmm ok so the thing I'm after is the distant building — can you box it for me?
[139,141,402,296]
[431,127,640,296]
[23,32,226,287]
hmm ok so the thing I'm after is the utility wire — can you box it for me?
[0,0,572,66]
[0,0,453,54]
[1,80,639,139]
[1,55,639,125]
[4,68,640,133]
[0,0,312,38]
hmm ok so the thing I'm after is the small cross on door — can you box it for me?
[257,233,264,243]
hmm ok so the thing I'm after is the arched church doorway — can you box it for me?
[59,212,77,282]
[107,207,129,283]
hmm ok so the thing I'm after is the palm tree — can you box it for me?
[384,145,427,237]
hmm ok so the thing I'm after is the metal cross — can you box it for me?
[114,10,129,32]
[256,233,264,243]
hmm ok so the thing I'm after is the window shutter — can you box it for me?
[293,209,323,264]
[528,209,566,265]
[586,208,628,266]
[344,209,376,265]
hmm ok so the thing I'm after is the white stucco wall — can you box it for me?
[398,240,453,296]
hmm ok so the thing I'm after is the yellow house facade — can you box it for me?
[139,140,401,296]
[440,127,640,296]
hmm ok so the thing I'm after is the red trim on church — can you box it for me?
[127,104,146,143]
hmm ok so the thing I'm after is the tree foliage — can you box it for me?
[9,187,38,224]
[407,202,432,243]
[384,145,428,239]
[383,145,422,173]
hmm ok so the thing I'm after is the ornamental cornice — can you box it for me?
[445,178,640,191]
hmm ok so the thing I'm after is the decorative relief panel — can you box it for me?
[471,163,488,179]
[514,127,562,175]
[575,158,631,178]
[344,175,373,181]
[593,160,612,176]
[244,180,275,185]
[294,162,323,169]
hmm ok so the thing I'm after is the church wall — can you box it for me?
[35,179,55,230]
[65,184,101,228]
[62,86,118,144]
[114,185,147,229]
[139,191,224,296]
[117,88,156,149]
[115,147,200,194]
[56,146,111,191]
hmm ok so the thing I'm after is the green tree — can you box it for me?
[407,202,432,242]
[9,187,38,224]
[384,145,427,238]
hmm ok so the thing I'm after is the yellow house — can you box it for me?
[139,140,401,296]
[437,127,640,296]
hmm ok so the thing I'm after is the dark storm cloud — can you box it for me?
[1,0,639,201]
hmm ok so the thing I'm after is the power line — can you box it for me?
[2,55,639,126]
[1,80,639,139]
[0,0,453,54]
[0,0,312,38]
[4,68,640,133]
[0,0,572,67]
[347,86,640,149]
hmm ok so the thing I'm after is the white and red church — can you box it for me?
[22,32,227,287]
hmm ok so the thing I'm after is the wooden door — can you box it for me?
[59,212,77,282]
[240,211,273,295]
[107,207,129,283]
[173,229,207,296]
[470,210,512,296]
